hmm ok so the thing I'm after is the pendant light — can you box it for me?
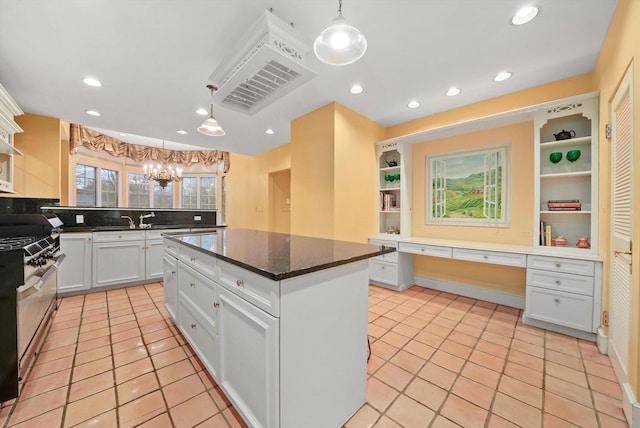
[313,0,367,66]
[198,84,225,136]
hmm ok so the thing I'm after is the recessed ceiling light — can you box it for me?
[512,6,539,25]
[265,129,275,135]
[407,100,420,109]
[195,108,208,116]
[82,77,102,87]
[349,84,364,94]
[85,110,101,117]
[493,71,513,82]
[176,130,188,135]
[446,87,461,97]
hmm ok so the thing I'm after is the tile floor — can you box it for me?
[0,283,629,427]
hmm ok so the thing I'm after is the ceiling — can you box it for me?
[0,1,618,155]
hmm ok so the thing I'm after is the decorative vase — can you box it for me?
[576,237,591,249]
[549,152,562,164]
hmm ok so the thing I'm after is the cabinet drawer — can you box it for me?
[92,230,146,242]
[527,269,594,296]
[163,238,178,258]
[369,259,398,285]
[147,228,189,240]
[399,242,452,258]
[527,255,595,276]
[369,239,398,262]
[453,248,526,267]
[178,244,217,279]
[525,286,593,332]
[217,259,280,317]
[178,298,219,379]
[179,262,219,331]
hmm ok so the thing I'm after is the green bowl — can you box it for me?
[549,152,563,164]
[566,150,581,162]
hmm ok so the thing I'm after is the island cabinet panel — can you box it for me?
[217,259,280,317]
[178,294,220,379]
[177,242,217,279]
[218,286,279,428]
[162,252,178,320]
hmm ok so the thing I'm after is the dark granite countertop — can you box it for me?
[164,228,395,281]
[61,224,224,233]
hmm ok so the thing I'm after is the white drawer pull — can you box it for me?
[236,279,244,287]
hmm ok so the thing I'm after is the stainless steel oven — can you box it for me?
[0,214,64,403]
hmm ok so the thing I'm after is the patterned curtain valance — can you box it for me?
[69,124,230,172]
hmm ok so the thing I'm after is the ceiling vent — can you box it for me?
[209,9,317,115]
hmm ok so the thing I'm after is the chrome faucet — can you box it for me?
[139,212,155,229]
[121,215,135,229]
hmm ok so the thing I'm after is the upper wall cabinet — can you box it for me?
[533,95,598,255]
[375,140,411,237]
[0,84,24,193]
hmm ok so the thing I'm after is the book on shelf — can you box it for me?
[379,192,397,211]
[539,221,553,246]
[548,199,581,210]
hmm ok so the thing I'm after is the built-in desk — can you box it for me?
[369,235,603,341]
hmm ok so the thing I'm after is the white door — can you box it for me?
[609,64,634,389]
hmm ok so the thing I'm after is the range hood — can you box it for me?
[209,9,317,115]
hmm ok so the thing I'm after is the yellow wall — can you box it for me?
[9,113,61,198]
[269,169,291,233]
[592,0,640,401]
[290,103,336,238]
[225,143,291,230]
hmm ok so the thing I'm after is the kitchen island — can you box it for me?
[163,229,393,428]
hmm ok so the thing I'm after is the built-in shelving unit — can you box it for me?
[0,84,24,193]
[376,140,411,237]
[533,96,598,256]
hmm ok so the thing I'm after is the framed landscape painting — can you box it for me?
[426,144,511,227]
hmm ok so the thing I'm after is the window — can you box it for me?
[101,168,119,207]
[153,182,174,208]
[128,173,149,208]
[181,176,216,209]
[426,144,510,227]
[76,164,96,207]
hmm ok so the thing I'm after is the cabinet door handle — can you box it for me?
[421,248,425,252]
[554,298,560,303]
[236,279,244,287]
[483,255,489,260]
[190,282,196,288]
[381,266,385,270]
[555,280,561,285]
[191,323,196,329]
[171,271,176,275]
[555,263,561,268]
[213,302,220,308]
[190,257,196,262]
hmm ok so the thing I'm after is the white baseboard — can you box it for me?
[597,326,608,354]
[413,275,525,309]
[369,280,412,292]
[621,382,640,427]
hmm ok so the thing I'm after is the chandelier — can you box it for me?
[143,140,183,189]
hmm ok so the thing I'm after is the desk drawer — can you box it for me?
[527,269,594,296]
[368,259,398,285]
[179,262,218,331]
[527,255,595,276]
[399,242,452,258]
[217,259,280,317]
[369,239,398,262]
[525,286,593,332]
[453,248,526,268]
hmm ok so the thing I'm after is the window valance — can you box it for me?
[69,124,230,172]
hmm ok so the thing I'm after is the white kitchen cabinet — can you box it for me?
[146,238,164,279]
[92,231,146,288]
[368,238,413,291]
[58,233,92,294]
[218,285,279,428]
[0,84,24,194]
[524,254,602,338]
[163,251,178,320]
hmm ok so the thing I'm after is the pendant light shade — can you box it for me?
[198,85,225,136]
[314,0,367,66]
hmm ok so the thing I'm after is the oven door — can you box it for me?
[16,263,58,366]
